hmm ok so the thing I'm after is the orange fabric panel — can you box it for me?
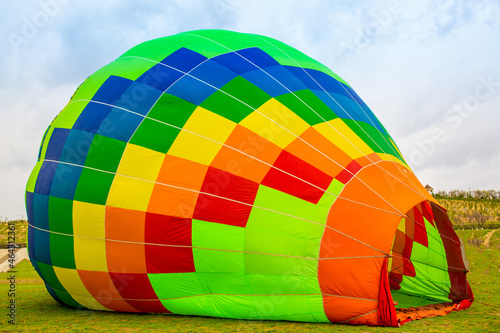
[147,184,199,218]
[284,127,351,177]
[321,295,378,323]
[355,152,381,168]
[326,197,400,253]
[211,124,282,183]
[105,207,145,242]
[106,241,146,274]
[156,154,208,190]
[78,270,140,312]
[319,257,384,301]
[320,226,383,259]
[345,310,380,325]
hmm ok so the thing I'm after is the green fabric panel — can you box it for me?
[275,89,338,125]
[193,248,245,274]
[160,294,259,319]
[84,135,126,173]
[149,272,205,299]
[251,183,337,226]
[130,118,180,154]
[197,272,252,295]
[148,93,197,128]
[253,294,325,322]
[119,34,197,62]
[37,262,66,292]
[244,228,308,257]
[200,76,270,123]
[26,161,42,193]
[49,233,75,269]
[51,101,88,129]
[191,219,245,251]
[202,294,259,319]
[48,196,73,234]
[39,127,54,161]
[344,119,404,161]
[73,169,114,205]
[244,252,311,276]
[71,58,154,102]
[246,274,307,295]
[393,219,452,308]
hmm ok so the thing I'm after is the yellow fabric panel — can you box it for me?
[74,236,108,272]
[73,201,106,238]
[167,130,224,166]
[182,106,237,143]
[53,266,108,310]
[397,217,405,233]
[116,143,165,181]
[313,119,373,159]
[106,174,155,211]
[167,107,236,166]
[239,99,309,148]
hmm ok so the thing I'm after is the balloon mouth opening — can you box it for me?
[386,200,474,323]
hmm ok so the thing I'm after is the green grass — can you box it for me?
[1,230,499,332]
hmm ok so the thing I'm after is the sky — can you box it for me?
[1,0,499,220]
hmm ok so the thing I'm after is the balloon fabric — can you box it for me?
[26,29,473,326]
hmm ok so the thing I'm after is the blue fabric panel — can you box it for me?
[236,47,280,69]
[92,75,133,105]
[26,191,34,224]
[27,224,40,273]
[72,102,113,134]
[116,81,162,116]
[304,68,349,97]
[34,228,51,265]
[60,130,94,166]
[261,65,307,93]
[161,47,207,73]
[212,52,258,75]
[32,193,50,229]
[284,66,323,91]
[45,128,70,161]
[242,69,289,97]
[137,63,184,91]
[312,90,384,131]
[189,59,237,89]
[97,108,143,142]
[167,75,217,106]
[34,162,58,196]
[343,84,368,107]
[49,164,83,200]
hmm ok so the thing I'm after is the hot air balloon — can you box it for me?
[25,29,473,326]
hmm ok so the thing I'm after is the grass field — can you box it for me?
[0,229,499,332]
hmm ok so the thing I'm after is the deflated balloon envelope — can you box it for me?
[25,29,473,326]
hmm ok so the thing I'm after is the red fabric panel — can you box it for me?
[193,167,259,227]
[421,201,435,227]
[261,150,332,204]
[377,258,398,327]
[145,244,195,274]
[110,272,158,300]
[412,206,428,247]
[334,160,363,184]
[145,213,192,246]
[125,300,170,313]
